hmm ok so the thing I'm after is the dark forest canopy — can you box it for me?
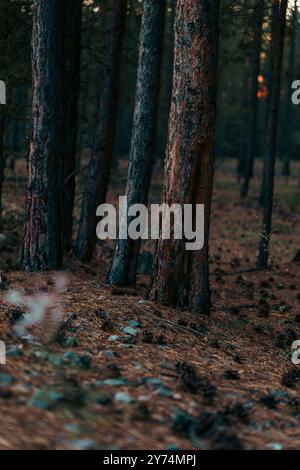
[0,0,299,166]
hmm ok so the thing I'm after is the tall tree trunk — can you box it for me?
[21,0,64,271]
[9,87,21,160]
[108,0,166,287]
[257,0,288,269]
[165,0,175,120]
[259,17,274,207]
[149,0,220,314]
[7,85,28,173]
[75,0,126,262]
[63,0,82,251]
[281,0,297,178]
[236,63,250,182]
[76,88,88,171]
[155,0,175,164]
[241,0,264,198]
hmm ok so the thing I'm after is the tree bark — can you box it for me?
[236,69,249,182]
[259,13,274,207]
[21,0,64,271]
[75,0,126,262]
[240,0,264,198]
[63,0,82,251]
[257,0,288,268]
[108,0,166,287]
[149,0,220,314]
[281,0,297,178]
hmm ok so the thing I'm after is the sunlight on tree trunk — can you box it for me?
[150,0,220,314]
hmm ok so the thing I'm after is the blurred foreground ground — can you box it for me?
[0,159,299,450]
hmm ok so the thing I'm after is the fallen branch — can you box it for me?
[134,304,208,338]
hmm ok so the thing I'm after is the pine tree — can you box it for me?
[75,0,127,262]
[257,0,288,268]
[281,0,298,178]
[150,0,220,314]
[22,0,65,271]
[241,0,264,198]
[63,0,83,251]
[108,0,166,286]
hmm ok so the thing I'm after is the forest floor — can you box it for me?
[0,158,299,450]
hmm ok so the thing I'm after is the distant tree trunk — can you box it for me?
[259,157,267,206]
[155,0,175,164]
[259,20,274,207]
[8,87,21,167]
[63,0,82,251]
[21,0,64,271]
[236,141,246,183]
[108,0,166,286]
[236,66,250,182]
[165,1,175,118]
[149,0,220,314]
[75,0,126,262]
[257,0,288,269]
[241,0,264,198]
[281,0,297,178]
[76,88,88,170]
